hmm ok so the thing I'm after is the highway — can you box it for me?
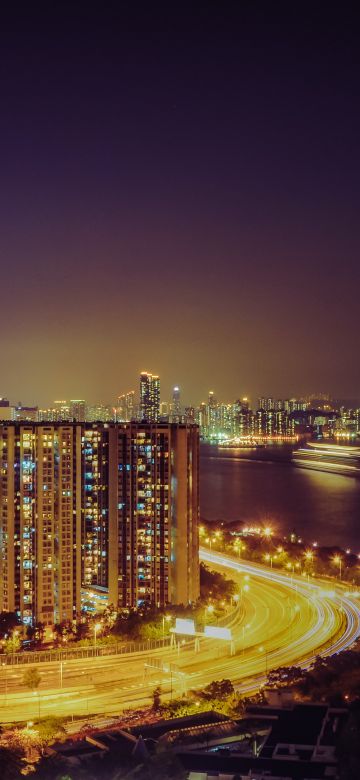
[1,548,359,723]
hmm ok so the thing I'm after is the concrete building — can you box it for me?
[0,423,82,628]
[140,372,160,422]
[116,391,135,422]
[0,422,199,628]
[70,399,86,422]
[108,422,199,609]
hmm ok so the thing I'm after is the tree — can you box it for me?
[36,717,66,749]
[152,685,161,710]
[53,621,75,644]
[23,667,41,693]
[23,667,42,718]
[4,633,21,655]
[0,612,20,640]
[200,564,236,602]
[201,679,234,700]
[26,621,45,644]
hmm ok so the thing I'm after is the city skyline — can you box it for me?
[1,5,359,406]
[1,379,359,411]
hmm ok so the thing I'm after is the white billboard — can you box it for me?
[204,625,232,641]
[173,618,196,636]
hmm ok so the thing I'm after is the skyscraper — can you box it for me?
[116,391,135,421]
[70,399,86,422]
[172,384,181,413]
[0,421,199,627]
[139,372,160,422]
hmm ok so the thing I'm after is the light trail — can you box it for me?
[0,550,359,722]
[201,548,360,681]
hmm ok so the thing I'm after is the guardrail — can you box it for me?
[0,636,172,666]
[0,605,241,667]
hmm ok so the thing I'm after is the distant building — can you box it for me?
[70,399,86,422]
[116,391,135,422]
[258,397,275,411]
[15,405,38,421]
[86,402,113,422]
[170,385,181,421]
[0,398,15,420]
[38,401,71,422]
[139,372,160,422]
[159,401,169,418]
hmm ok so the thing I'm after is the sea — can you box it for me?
[200,444,360,551]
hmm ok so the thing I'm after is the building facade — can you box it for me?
[0,422,199,628]
[139,372,160,422]
[108,422,199,609]
[0,423,82,628]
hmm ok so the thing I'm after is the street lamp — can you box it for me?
[162,614,171,638]
[332,555,343,580]
[94,622,101,649]
[59,659,67,689]
[234,539,245,558]
[2,662,7,704]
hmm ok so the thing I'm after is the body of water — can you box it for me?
[200,444,360,550]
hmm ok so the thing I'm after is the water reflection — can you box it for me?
[200,445,360,549]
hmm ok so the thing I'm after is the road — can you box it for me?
[1,548,359,723]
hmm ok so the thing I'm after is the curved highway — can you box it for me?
[0,549,359,722]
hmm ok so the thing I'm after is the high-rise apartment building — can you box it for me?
[70,399,86,422]
[140,372,160,422]
[86,402,113,422]
[108,422,199,608]
[0,422,199,627]
[116,391,135,422]
[0,424,82,628]
[258,397,275,411]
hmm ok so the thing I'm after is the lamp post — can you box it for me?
[162,614,171,639]
[332,555,343,580]
[94,622,101,650]
[2,662,7,704]
[264,553,273,569]
[59,659,67,689]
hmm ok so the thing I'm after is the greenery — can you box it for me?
[0,612,20,640]
[35,716,66,747]
[152,685,162,710]
[199,678,235,700]
[3,634,21,655]
[23,667,41,692]
[200,564,236,602]
[265,646,360,704]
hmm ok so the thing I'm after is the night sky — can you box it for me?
[1,4,359,406]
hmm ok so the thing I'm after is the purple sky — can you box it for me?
[1,4,359,406]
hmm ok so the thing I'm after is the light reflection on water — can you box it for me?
[200,445,360,549]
